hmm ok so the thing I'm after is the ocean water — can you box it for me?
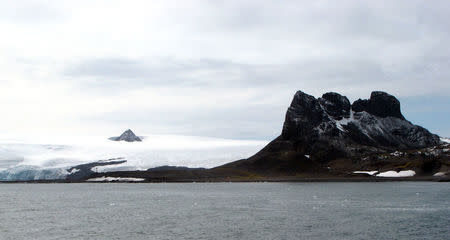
[0,182,448,240]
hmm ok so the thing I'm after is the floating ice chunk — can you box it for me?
[376,170,415,177]
[86,176,145,182]
[353,171,378,176]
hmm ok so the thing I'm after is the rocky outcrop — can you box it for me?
[281,91,439,152]
[109,129,142,142]
[223,90,442,174]
[66,158,127,181]
[320,92,351,119]
[67,91,447,181]
[352,91,404,119]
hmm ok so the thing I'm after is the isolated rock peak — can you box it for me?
[109,129,142,142]
[215,89,447,177]
[281,90,439,153]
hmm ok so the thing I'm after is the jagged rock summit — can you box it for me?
[109,129,142,142]
[281,91,439,155]
[223,90,444,174]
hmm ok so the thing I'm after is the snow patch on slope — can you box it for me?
[376,170,416,177]
[335,110,355,132]
[352,170,416,177]
[353,171,378,176]
[433,172,447,177]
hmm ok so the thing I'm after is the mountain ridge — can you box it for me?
[3,90,448,182]
[83,90,449,181]
[281,90,439,156]
[220,90,447,177]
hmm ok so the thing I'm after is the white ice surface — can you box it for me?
[0,134,267,180]
[376,170,416,177]
[440,137,450,144]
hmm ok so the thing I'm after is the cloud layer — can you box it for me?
[0,0,449,139]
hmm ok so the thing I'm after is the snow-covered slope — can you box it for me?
[0,134,267,181]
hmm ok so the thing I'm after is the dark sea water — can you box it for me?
[0,182,448,240]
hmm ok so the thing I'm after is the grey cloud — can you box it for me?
[64,54,450,98]
[64,58,241,89]
[0,1,64,23]
[62,0,450,98]
[184,0,447,43]
[66,53,450,138]
[6,0,450,139]
[65,58,153,79]
[84,100,287,140]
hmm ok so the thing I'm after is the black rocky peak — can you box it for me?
[281,90,439,151]
[109,129,142,142]
[221,90,447,178]
[352,91,405,120]
[319,92,351,119]
[281,91,324,139]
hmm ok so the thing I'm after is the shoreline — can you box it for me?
[1,176,448,183]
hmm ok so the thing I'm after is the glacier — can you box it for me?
[0,134,267,181]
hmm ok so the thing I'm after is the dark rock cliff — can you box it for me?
[223,90,443,174]
[281,91,438,153]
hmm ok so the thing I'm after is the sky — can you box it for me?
[0,0,449,140]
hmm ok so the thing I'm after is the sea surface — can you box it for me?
[0,182,449,240]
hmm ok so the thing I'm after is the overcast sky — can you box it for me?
[0,0,449,140]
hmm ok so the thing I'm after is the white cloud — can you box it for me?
[0,0,449,139]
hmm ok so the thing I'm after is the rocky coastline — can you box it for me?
[1,90,449,183]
